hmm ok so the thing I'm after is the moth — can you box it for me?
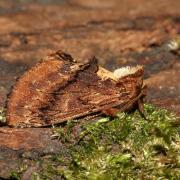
[6,50,146,127]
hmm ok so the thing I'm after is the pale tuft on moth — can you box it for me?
[113,65,143,79]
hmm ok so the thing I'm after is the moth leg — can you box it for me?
[137,84,147,118]
[102,108,120,117]
[138,97,147,120]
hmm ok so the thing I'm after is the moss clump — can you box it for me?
[13,104,180,179]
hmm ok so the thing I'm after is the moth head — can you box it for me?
[114,65,144,91]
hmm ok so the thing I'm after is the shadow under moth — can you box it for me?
[6,50,146,127]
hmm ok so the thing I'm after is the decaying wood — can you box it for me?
[6,50,145,127]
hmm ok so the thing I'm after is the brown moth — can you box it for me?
[6,50,145,127]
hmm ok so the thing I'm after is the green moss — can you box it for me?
[9,164,29,180]
[13,104,180,179]
[10,171,21,180]
[52,120,78,143]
